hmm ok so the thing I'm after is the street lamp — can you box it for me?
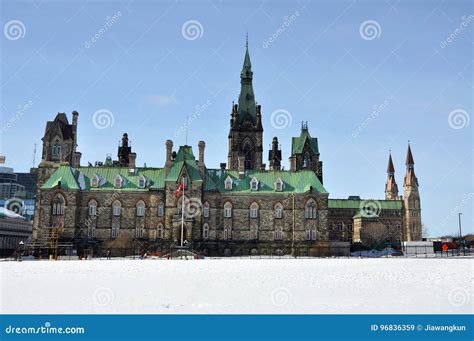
[458,213,463,239]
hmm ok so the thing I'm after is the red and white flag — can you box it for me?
[175,181,185,198]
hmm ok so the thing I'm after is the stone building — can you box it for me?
[32,44,422,257]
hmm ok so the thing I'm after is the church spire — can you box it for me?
[404,142,418,187]
[385,151,398,200]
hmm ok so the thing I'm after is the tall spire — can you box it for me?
[385,151,398,199]
[406,142,414,168]
[404,142,418,187]
[237,34,256,125]
[387,151,395,175]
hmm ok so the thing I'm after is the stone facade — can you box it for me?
[32,44,422,257]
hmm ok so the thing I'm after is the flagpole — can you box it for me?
[180,176,185,248]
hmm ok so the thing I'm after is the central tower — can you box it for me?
[228,38,263,171]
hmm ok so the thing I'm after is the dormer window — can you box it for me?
[138,175,147,189]
[114,175,124,188]
[91,174,100,188]
[250,177,259,191]
[274,178,283,192]
[224,176,233,190]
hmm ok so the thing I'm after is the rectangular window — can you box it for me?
[89,205,97,216]
[111,227,119,238]
[250,207,258,218]
[158,204,164,216]
[203,205,209,218]
[137,206,145,217]
[113,206,121,216]
[224,207,232,218]
[305,229,311,240]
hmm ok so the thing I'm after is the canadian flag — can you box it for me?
[175,181,185,198]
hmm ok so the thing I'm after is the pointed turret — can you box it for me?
[403,142,422,241]
[385,151,398,200]
[237,36,257,126]
[404,143,418,187]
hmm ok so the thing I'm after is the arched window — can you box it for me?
[303,152,311,168]
[136,201,145,217]
[157,223,164,239]
[305,200,317,219]
[52,141,61,156]
[52,195,65,215]
[224,202,232,218]
[306,228,317,240]
[158,201,164,216]
[88,200,98,216]
[202,223,209,239]
[112,201,121,217]
[243,141,253,169]
[250,202,259,218]
[203,202,210,218]
[274,203,283,219]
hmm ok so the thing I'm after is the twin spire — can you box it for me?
[385,143,418,199]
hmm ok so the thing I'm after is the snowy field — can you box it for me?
[1,258,472,314]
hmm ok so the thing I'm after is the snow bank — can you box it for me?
[1,258,472,314]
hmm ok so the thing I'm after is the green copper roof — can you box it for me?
[291,128,319,155]
[204,169,328,194]
[166,145,202,182]
[41,166,166,191]
[237,46,256,125]
[328,199,402,210]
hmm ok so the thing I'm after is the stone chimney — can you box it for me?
[165,140,173,175]
[128,152,137,175]
[72,152,82,167]
[198,140,205,174]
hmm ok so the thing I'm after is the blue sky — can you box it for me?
[0,0,472,236]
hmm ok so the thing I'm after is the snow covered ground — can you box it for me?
[1,258,472,314]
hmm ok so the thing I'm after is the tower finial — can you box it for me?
[246,32,248,49]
